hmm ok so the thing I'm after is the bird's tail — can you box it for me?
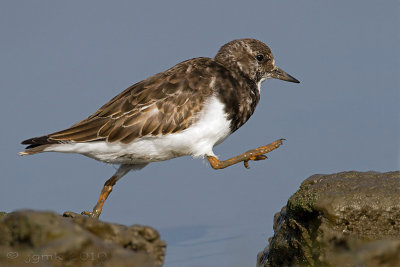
[19,135,61,156]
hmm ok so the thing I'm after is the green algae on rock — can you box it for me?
[258,171,400,267]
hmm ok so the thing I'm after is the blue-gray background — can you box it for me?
[1,1,399,266]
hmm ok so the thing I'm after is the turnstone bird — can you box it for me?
[20,38,299,218]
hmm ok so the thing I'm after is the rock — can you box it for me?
[0,210,166,266]
[258,171,400,267]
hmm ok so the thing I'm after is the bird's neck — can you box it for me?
[214,65,260,133]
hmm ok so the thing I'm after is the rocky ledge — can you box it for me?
[258,171,400,267]
[0,210,166,267]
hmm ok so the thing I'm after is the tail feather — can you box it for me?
[21,135,59,148]
[19,135,64,156]
[19,145,53,155]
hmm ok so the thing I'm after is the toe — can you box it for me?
[81,211,99,219]
[253,155,267,161]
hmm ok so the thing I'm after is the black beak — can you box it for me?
[270,67,300,83]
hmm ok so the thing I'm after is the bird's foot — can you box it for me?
[243,154,268,169]
[81,210,101,219]
[208,138,285,169]
[80,183,114,219]
[242,138,285,168]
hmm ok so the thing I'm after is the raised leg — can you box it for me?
[207,138,285,170]
[81,164,134,218]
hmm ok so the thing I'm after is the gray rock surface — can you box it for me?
[0,210,166,266]
[258,171,400,267]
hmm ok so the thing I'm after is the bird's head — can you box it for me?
[214,39,299,87]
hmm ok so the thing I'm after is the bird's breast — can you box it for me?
[216,78,260,133]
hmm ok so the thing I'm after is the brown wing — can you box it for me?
[46,58,216,144]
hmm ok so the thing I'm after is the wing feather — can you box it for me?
[42,57,218,144]
[97,120,117,138]
[141,112,161,136]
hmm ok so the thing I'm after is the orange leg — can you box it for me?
[81,164,134,219]
[207,138,285,170]
[81,175,118,218]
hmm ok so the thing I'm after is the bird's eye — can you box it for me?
[256,54,264,62]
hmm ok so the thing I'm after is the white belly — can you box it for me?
[45,96,232,164]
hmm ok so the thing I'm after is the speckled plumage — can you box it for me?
[21,38,298,157]
[19,38,299,218]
